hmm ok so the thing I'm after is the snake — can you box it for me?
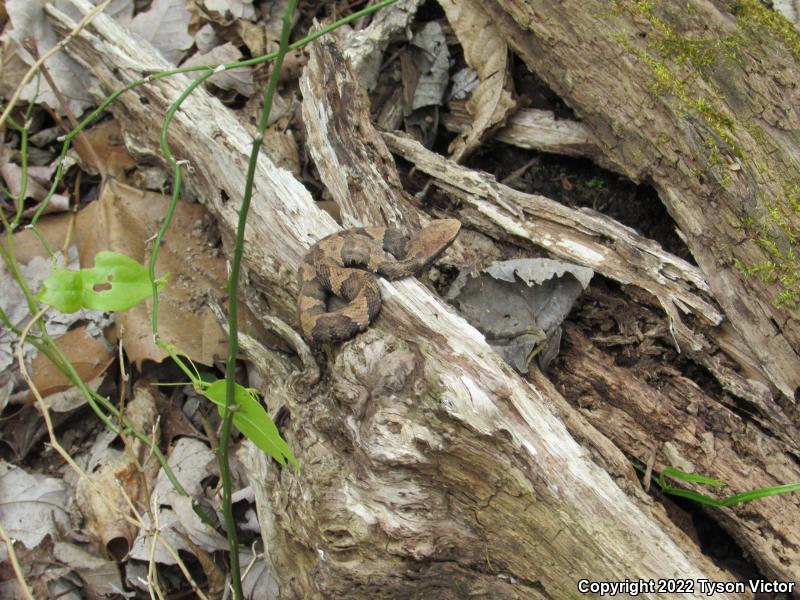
[297,219,461,343]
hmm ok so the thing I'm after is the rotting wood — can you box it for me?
[479,0,800,402]
[382,131,722,343]
[382,131,800,451]
[46,3,749,597]
[300,23,421,232]
[443,101,629,173]
[554,318,800,585]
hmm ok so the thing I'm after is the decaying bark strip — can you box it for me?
[442,102,630,173]
[382,132,722,340]
[46,1,795,598]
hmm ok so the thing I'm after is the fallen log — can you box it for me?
[46,0,794,597]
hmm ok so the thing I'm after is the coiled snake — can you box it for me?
[297,219,461,343]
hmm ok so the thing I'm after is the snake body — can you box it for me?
[298,219,461,343]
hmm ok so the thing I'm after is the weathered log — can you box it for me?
[46,1,787,598]
[477,0,800,402]
[442,102,630,173]
[382,131,800,450]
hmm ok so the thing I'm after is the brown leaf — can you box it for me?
[29,326,114,401]
[439,0,518,161]
[75,383,160,559]
[77,181,234,367]
[77,119,137,180]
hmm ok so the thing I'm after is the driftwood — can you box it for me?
[47,0,798,598]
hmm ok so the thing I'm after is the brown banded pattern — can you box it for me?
[297,219,461,343]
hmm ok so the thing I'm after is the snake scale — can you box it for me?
[298,219,461,343]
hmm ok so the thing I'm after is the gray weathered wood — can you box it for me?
[46,1,772,597]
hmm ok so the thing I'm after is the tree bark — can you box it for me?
[479,0,800,402]
[47,1,797,598]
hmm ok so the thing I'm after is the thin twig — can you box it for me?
[0,522,34,600]
[23,39,106,183]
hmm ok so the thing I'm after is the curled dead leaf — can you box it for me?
[438,0,518,162]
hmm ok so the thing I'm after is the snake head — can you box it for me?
[405,219,461,259]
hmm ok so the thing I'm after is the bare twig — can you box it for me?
[0,523,34,600]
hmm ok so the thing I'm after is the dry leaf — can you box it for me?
[0,162,70,216]
[130,0,193,65]
[200,0,257,23]
[446,258,593,372]
[342,0,425,92]
[102,0,135,26]
[0,35,30,102]
[4,0,93,115]
[130,437,226,564]
[77,181,234,367]
[0,461,69,561]
[29,326,114,400]
[52,542,124,598]
[409,21,450,110]
[77,119,137,180]
[183,41,254,97]
[75,383,160,559]
[438,0,518,161]
[194,23,223,53]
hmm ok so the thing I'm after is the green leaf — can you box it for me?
[38,251,166,313]
[202,379,298,471]
[660,466,727,489]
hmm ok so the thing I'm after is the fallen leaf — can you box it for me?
[77,181,238,367]
[183,42,254,97]
[75,382,160,559]
[130,0,193,65]
[52,542,124,598]
[0,461,69,561]
[29,326,114,401]
[194,23,223,53]
[130,437,226,564]
[0,162,70,217]
[409,21,450,111]
[448,67,479,100]
[4,0,93,115]
[77,119,137,180]
[342,0,425,92]
[446,258,593,372]
[199,0,257,23]
[439,0,518,161]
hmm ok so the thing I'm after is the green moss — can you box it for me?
[733,0,800,60]
[610,0,800,307]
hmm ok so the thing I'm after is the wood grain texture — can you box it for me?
[480,0,800,401]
